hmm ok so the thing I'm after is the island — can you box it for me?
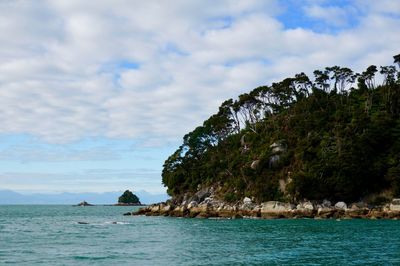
[115,190,142,206]
[128,54,400,219]
[76,201,93,206]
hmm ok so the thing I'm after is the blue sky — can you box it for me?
[0,0,399,194]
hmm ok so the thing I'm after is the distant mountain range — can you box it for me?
[0,189,169,205]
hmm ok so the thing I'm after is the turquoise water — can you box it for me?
[1,205,400,265]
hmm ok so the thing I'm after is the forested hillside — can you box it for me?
[162,55,400,203]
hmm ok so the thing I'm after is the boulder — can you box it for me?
[349,201,368,209]
[389,198,400,211]
[270,142,286,153]
[392,198,400,204]
[243,197,252,204]
[350,204,360,211]
[189,202,212,218]
[297,201,314,211]
[223,205,234,211]
[261,201,294,218]
[241,202,256,211]
[150,204,160,212]
[322,199,331,208]
[294,201,315,217]
[335,202,347,210]
[160,204,172,214]
[191,202,209,213]
[193,188,211,203]
[345,206,369,218]
[317,207,335,218]
[170,205,188,217]
[132,207,152,215]
[203,197,222,207]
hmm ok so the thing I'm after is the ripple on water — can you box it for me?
[1,206,400,265]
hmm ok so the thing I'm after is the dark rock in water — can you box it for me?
[123,212,133,216]
[76,201,93,206]
[77,221,89,224]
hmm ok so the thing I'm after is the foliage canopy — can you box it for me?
[118,190,140,204]
[162,55,400,203]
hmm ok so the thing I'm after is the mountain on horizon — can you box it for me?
[0,189,169,205]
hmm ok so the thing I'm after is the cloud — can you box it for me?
[0,0,399,194]
[0,143,121,162]
[0,168,165,193]
[0,0,398,147]
[303,5,356,27]
[355,0,400,15]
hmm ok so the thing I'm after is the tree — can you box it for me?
[118,190,140,204]
[161,56,400,203]
[394,54,400,68]
[360,65,378,90]
[380,66,396,85]
[314,69,330,92]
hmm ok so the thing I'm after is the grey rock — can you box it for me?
[203,197,214,203]
[187,201,198,209]
[243,197,252,204]
[194,188,211,203]
[261,201,294,213]
[322,199,331,208]
[390,198,400,211]
[150,204,160,212]
[392,198,400,205]
[317,207,334,218]
[335,201,347,210]
[270,141,286,153]
[297,201,314,211]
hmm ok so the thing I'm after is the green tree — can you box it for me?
[118,190,140,204]
[161,55,400,203]
[394,54,400,68]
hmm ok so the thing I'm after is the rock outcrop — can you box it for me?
[76,201,93,206]
[390,198,400,211]
[126,196,400,220]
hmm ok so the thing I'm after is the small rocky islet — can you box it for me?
[74,190,143,207]
[126,188,400,220]
[75,201,93,206]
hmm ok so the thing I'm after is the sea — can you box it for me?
[0,205,399,265]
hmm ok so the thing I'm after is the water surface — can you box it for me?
[1,205,399,265]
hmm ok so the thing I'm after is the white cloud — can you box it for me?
[355,0,400,15]
[0,168,164,193]
[303,5,355,27]
[0,0,398,146]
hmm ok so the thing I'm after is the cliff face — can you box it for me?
[162,57,400,204]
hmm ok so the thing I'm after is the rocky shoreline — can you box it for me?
[125,196,400,220]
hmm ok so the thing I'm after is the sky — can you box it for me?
[0,0,399,195]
